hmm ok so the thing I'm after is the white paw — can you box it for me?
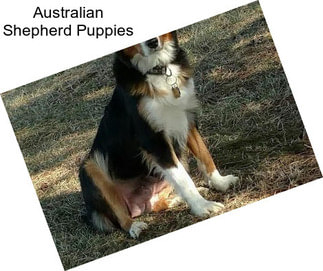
[191,199,224,218]
[129,222,148,239]
[208,170,239,192]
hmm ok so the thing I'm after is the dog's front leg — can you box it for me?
[187,125,239,192]
[161,160,224,217]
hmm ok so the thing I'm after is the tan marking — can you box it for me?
[123,44,142,58]
[187,126,216,174]
[152,88,169,97]
[151,185,174,212]
[84,159,132,231]
[131,81,154,97]
[160,32,173,43]
[164,136,180,168]
[131,81,172,98]
[137,99,149,120]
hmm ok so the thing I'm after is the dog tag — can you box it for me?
[172,86,181,98]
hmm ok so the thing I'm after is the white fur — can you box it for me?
[134,38,199,146]
[131,40,176,74]
[140,37,162,56]
[162,162,224,217]
[129,221,148,239]
[140,76,198,147]
[208,170,239,192]
[93,150,108,175]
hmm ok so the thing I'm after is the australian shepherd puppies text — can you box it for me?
[79,32,238,238]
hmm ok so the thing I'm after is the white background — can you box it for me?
[0,0,322,270]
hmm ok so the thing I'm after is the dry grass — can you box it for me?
[1,1,321,270]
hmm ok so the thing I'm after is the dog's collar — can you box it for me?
[145,65,181,98]
[145,65,167,75]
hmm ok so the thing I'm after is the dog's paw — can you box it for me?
[129,221,148,239]
[191,199,224,218]
[208,170,239,192]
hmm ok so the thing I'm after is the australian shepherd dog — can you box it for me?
[79,31,238,238]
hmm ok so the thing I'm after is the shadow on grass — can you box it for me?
[2,55,115,175]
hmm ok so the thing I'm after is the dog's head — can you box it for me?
[118,32,178,74]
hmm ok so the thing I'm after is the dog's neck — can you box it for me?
[145,65,181,99]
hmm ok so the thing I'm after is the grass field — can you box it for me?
[1,1,321,269]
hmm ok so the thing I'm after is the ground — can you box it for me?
[1,1,321,270]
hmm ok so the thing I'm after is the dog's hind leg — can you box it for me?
[187,125,238,192]
[82,156,147,238]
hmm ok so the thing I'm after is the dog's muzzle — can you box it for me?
[145,38,159,49]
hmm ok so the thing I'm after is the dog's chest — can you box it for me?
[140,67,198,144]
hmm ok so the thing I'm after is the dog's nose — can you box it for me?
[145,38,159,49]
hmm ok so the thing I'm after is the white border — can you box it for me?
[0,0,253,92]
[0,0,322,270]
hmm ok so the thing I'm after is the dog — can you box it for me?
[79,31,238,238]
